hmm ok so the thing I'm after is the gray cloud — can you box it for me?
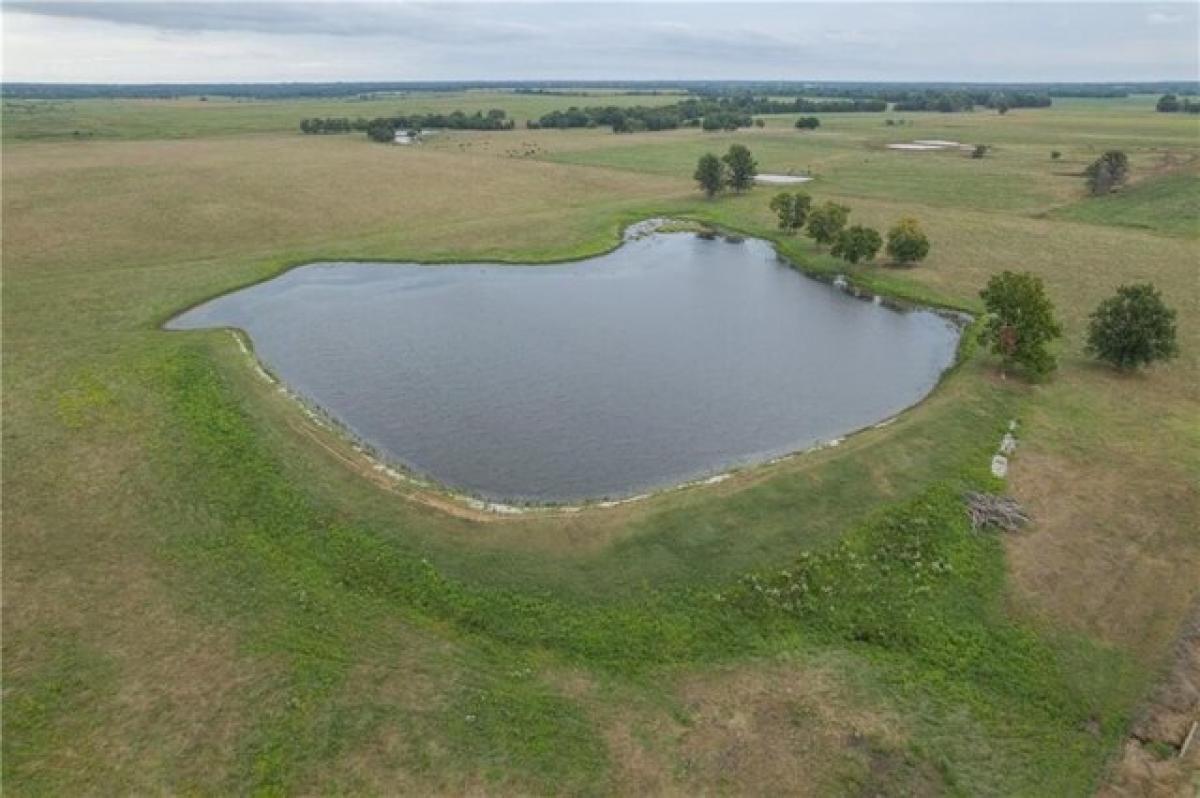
[5,2,547,42]
[4,2,1198,82]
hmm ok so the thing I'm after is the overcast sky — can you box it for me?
[3,2,1197,83]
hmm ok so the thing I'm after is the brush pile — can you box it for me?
[964,491,1030,532]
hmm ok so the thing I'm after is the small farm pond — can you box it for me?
[168,232,962,503]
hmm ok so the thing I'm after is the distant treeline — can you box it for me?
[299,117,366,134]
[701,82,1198,100]
[531,95,884,133]
[1156,94,1200,113]
[5,80,1198,101]
[514,88,683,97]
[890,90,1051,112]
[301,110,515,139]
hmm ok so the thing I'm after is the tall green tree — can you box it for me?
[979,271,1063,377]
[831,225,882,264]
[1084,150,1129,195]
[768,191,811,233]
[722,144,758,192]
[805,201,850,247]
[694,153,725,198]
[885,217,931,265]
[1086,283,1178,370]
[1156,94,1180,112]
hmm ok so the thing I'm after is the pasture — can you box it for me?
[3,92,1198,795]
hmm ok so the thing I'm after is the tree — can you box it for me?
[1157,94,1180,113]
[971,144,989,159]
[978,271,1062,377]
[694,153,726,198]
[1086,283,1178,370]
[794,116,820,130]
[366,119,395,142]
[885,217,930,265]
[754,118,766,128]
[1084,150,1129,195]
[831,225,882,264]
[722,144,758,192]
[1051,150,1062,160]
[805,201,850,247]
[769,191,812,233]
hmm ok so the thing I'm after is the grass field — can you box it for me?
[3,92,1199,795]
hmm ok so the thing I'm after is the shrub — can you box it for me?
[693,153,725,198]
[885,217,931,265]
[1086,283,1178,370]
[805,201,851,247]
[769,191,812,234]
[831,225,883,265]
[1084,150,1129,195]
[971,144,989,159]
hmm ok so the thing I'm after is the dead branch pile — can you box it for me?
[964,491,1030,532]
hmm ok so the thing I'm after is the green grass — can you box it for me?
[4,93,1199,794]
[143,340,1130,793]
[1050,172,1200,236]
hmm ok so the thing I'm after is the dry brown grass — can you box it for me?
[2,134,688,281]
[600,658,921,797]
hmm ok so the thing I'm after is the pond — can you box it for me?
[167,231,962,503]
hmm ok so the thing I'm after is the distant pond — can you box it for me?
[168,231,962,503]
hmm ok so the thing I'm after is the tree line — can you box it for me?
[891,90,1051,112]
[299,109,515,140]
[530,95,883,133]
[690,146,931,269]
[299,117,363,134]
[767,191,931,267]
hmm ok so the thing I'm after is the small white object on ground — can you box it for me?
[888,140,969,151]
[991,454,1009,478]
[1000,433,1017,455]
[1008,419,1018,431]
[755,174,814,184]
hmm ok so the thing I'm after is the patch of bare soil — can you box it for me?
[1099,605,1200,798]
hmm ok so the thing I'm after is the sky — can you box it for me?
[3,1,1198,84]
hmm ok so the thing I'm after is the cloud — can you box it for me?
[5,2,547,43]
[1146,10,1183,25]
[3,2,1198,82]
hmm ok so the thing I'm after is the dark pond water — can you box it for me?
[168,232,961,503]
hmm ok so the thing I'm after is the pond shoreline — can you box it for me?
[164,217,975,517]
